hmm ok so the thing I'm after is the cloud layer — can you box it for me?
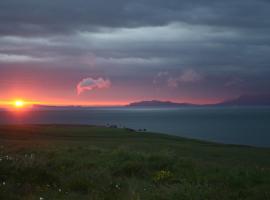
[1,0,270,36]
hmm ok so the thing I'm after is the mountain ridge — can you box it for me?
[127,94,270,107]
[127,100,197,107]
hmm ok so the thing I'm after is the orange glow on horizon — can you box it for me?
[0,99,36,110]
[0,99,129,108]
[0,97,222,108]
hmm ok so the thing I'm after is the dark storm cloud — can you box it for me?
[0,0,270,36]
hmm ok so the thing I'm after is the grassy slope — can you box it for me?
[0,125,270,200]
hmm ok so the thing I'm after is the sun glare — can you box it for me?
[14,100,25,108]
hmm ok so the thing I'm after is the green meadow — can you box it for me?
[0,125,270,200]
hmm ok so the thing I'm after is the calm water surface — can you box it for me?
[0,107,270,147]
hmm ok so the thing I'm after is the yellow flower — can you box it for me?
[153,170,173,183]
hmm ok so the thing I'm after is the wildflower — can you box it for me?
[115,184,120,189]
[58,188,62,192]
[2,181,6,186]
[5,155,13,160]
[40,197,44,200]
[153,170,173,183]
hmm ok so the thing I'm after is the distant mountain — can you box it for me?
[218,94,270,106]
[127,100,196,107]
[128,94,270,108]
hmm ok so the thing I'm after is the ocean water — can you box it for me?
[0,107,270,147]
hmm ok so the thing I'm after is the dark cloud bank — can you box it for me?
[1,0,270,35]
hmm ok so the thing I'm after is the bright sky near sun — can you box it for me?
[14,100,24,108]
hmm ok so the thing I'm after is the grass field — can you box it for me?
[0,125,270,200]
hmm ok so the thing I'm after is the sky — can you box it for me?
[0,0,270,106]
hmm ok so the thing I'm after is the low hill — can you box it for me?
[127,100,196,107]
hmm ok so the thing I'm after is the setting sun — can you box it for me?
[14,100,25,108]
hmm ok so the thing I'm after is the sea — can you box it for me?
[0,106,270,147]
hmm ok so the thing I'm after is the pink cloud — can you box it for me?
[77,77,111,95]
[179,69,202,83]
[167,77,179,88]
[153,71,169,85]
[225,77,244,87]
[168,69,203,88]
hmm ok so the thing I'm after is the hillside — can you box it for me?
[0,125,270,199]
